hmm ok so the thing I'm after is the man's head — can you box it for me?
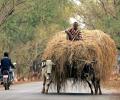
[4,52,9,57]
[73,22,79,30]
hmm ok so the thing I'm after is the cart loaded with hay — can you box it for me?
[42,30,117,94]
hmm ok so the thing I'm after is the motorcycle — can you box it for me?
[1,63,16,90]
[2,70,11,90]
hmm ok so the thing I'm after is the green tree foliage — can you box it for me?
[0,0,73,78]
[1,0,120,78]
[0,0,72,48]
[73,0,120,49]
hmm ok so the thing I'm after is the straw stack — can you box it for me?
[42,30,117,86]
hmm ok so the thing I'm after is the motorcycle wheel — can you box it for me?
[4,83,9,90]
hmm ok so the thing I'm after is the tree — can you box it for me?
[0,0,74,78]
[73,0,120,49]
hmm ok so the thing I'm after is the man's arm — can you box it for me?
[65,28,73,40]
[65,28,72,35]
[65,30,70,34]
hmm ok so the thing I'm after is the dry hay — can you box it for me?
[42,30,117,86]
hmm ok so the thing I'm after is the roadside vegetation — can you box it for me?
[0,0,120,83]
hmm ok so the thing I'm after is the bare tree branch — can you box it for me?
[99,0,118,20]
[0,0,14,27]
[0,0,25,27]
[99,0,108,15]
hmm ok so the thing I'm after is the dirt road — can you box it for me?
[0,82,120,100]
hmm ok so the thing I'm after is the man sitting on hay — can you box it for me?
[65,22,82,41]
[65,22,82,77]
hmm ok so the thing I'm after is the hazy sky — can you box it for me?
[69,0,85,29]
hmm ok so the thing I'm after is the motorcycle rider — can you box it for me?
[0,52,15,84]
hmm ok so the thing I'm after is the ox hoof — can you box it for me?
[41,91,45,94]
[45,89,48,94]
[99,92,102,95]
[41,89,45,94]
[91,91,94,95]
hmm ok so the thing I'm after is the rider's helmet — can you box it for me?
[4,52,9,57]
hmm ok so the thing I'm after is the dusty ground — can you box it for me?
[0,82,120,100]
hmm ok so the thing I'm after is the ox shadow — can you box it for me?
[45,93,120,96]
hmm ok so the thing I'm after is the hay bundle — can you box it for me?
[42,30,117,85]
